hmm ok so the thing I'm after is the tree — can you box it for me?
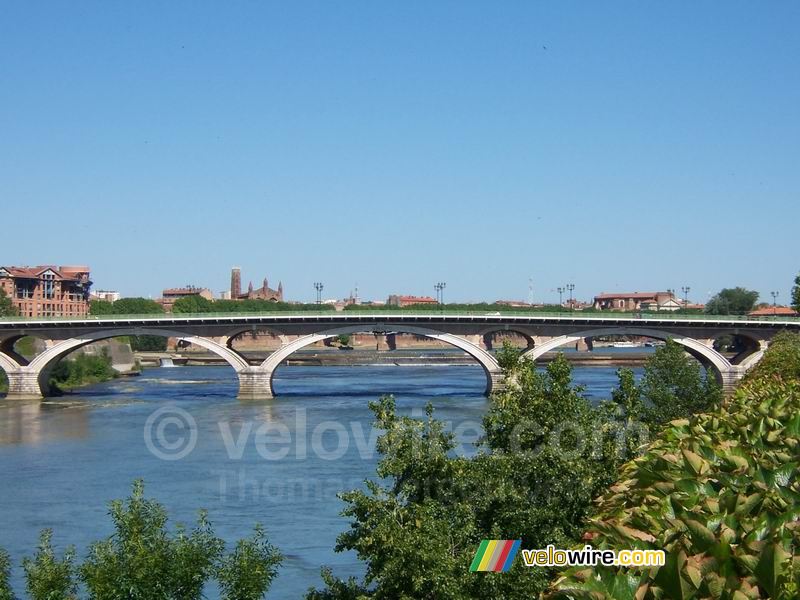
[22,530,77,600]
[0,549,14,600]
[80,480,225,600]
[0,288,16,317]
[606,340,721,433]
[792,271,800,311]
[172,296,215,314]
[308,355,617,599]
[705,287,759,315]
[216,525,282,600]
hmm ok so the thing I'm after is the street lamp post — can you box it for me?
[314,282,324,304]
[566,283,575,311]
[557,287,564,311]
[771,291,779,314]
[435,282,446,308]
[681,286,691,309]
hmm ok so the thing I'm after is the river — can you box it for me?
[0,361,642,598]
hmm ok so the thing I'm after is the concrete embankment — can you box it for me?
[135,349,654,368]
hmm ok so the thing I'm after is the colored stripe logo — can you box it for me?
[469,540,521,571]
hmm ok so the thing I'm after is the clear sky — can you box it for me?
[1,1,798,305]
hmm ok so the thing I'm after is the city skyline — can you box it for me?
[2,2,798,303]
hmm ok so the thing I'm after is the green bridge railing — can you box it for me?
[0,310,798,323]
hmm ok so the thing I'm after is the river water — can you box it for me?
[0,361,642,599]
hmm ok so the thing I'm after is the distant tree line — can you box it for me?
[171,296,334,314]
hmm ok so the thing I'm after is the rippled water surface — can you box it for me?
[0,363,639,598]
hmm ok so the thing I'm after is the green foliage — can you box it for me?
[792,272,800,312]
[171,295,215,314]
[79,480,225,600]
[637,340,721,425]
[48,351,116,391]
[172,298,334,314]
[308,355,617,599]
[0,481,282,600]
[343,302,564,313]
[0,288,16,317]
[335,334,352,347]
[743,331,800,383]
[305,567,369,600]
[549,333,800,599]
[495,340,523,372]
[0,549,14,600]
[22,530,77,600]
[705,287,760,315]
[89,298,163,316]
[216,524,282,600]
[127,335,168,352]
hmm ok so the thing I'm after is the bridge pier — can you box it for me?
[487,369,506,395]
[236,368,274,401]
[4,369,45,400]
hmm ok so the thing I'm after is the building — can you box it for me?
[387,294,438,307]
[639,297,682,312]
[90,290,120,303]
[0,265,92,318]
[230,267,284,302]
[748,306,798,317]
[157,286,214,312]
[593,291,676,311]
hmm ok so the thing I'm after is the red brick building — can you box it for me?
[387,295,438,307]
[0,265,92,318]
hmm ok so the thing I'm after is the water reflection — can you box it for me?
[0,399,91,445]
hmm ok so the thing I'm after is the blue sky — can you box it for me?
[1,1,798,304]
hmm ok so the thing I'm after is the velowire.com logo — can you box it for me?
[469,540,521,572]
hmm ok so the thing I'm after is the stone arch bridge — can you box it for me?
[0,313,796,400]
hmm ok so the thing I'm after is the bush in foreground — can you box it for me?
[549,333,800,599]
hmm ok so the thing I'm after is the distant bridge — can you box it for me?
[0,312,797,400]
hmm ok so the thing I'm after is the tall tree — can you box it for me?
[308,353,617,599]
[0,288,16,317]
[705,287,759,315]
[792,271,800,311]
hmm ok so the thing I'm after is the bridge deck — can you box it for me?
[1,311,797,332]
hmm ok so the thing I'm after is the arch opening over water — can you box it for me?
[521,327,733,381]
[260,324,503,397]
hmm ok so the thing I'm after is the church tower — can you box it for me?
[231,267,241,299]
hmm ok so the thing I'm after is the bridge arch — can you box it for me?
[28,328,251,395]
[260,324,503,396]
[521,327,734,379]
[0,350,23,375]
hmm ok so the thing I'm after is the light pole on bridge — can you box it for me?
[771,291,779,314]
[435,282,446,308]
[314,282,324,305]
[557,287,564,311]
[681,286,691,309]
[566,283,575,312]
